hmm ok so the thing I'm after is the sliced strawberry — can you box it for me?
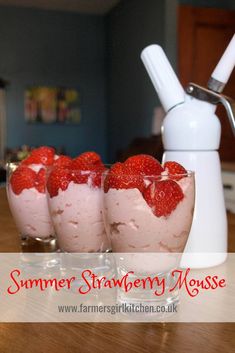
[104,162,144,193]
[72,164,106,187]
[53,155,72,168]
[71,152,102,170]
[72,170,89,184]
[10,166,36,195]
[124,154,163,176]
[143,180,184,217]
[70,157,90,170]
[103,163,123,193]
[35,168,46,193]
[47,167,72,198]
[78,151,102,166]
[164,161,187,181]
[70,151,105,188]
[22,146,55,166]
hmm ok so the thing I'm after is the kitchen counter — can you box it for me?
[0,187,234,353]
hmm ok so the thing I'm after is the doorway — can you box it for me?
[178,5,235,162]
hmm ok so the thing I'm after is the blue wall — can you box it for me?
[2,1,235,163]
[0,6,107,159]
[107,0,165,162]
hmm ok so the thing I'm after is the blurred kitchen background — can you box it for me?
[0,0,235,210]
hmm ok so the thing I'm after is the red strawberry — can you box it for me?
[22,146,55,166]
[143,180,184,217]
[71,152,102,170]
[47,167,72,198]
[10,166,36,195]
[35,168,46,193]
[53,155,72,168]
[71,157,90,170]
[78,151,102,166]
[72,164,106,187]
[70,151,105,187]
[124,154,163,176]
[164,161,187,181]
[103,163,123,193]
[104,162,144,193]
[72,169,90,184]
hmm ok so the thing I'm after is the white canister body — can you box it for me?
[162,98,227,268]
[162,151,227,268]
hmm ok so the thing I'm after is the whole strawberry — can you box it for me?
[143,180,184,217]
[10,166,36,195]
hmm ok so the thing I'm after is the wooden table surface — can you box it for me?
[0,187,234,353]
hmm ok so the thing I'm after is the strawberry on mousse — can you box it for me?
[47,151,110,253]
[103,155,195,252]
[7,146,57,239]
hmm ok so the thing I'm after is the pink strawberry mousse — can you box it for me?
[8,163,54,239]
[103,175,195,252]
[48,181,110,252]
[8,184,54,239]
[7,146,58,239]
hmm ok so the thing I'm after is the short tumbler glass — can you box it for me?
[102,170,195,313]
[46,168,110,253]
[6,162,57,253]
[46,167,112,283]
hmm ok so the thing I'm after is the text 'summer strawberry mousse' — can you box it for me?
[103,155,195,252]
[7,146,56,240]
[47,152,110,252]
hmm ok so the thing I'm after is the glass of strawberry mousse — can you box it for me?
[47,152,110,253]
[6,146,60,252]
[102,155,195,312]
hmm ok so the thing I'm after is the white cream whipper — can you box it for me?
[141,35,235,268]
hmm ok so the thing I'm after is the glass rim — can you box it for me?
[6,162,194,178]
[6,162,107,175]
[101,169,194,178]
